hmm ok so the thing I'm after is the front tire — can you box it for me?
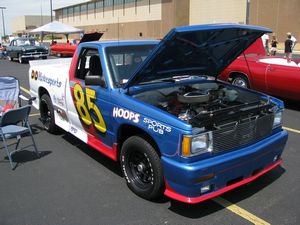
[120,136,164,200]
[231,75,250,89]
[40,94,58,133]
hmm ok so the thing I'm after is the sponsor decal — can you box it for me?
[31,70,62,87]
[73,83,107,133]
[113,107,140,123]
[70,126,78,134]
[53,95,65,107]
[143,117,172,135]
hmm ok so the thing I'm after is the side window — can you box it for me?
[75,48,106,88]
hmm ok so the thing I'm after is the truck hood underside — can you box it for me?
[124,24,271,88]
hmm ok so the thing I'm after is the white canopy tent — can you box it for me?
[30,21,83,42]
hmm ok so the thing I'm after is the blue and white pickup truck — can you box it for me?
[29,24,288,204]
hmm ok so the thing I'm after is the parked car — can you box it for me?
[50,32,103,57]
[219,37,300,101]
[6,37,48,63]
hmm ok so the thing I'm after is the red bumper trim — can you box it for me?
[164,159,282,204]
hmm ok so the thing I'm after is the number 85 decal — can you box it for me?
[73,83,107,133]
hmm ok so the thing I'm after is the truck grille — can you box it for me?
[212,114,274,153]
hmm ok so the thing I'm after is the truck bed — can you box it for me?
[29,58,72,74]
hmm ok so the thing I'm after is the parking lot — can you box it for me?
[0,58,299,225]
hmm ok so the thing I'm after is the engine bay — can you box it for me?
[133,81,275,130]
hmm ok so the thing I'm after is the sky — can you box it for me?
[0,0,85,35]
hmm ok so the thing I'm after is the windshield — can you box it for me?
[105,44,156,86]
[16,39,38,46]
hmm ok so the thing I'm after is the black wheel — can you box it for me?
[40,94,58,133]
[231,75,250,88]
[18,54,24,64]
[7,55,13,61]
[120,136,164,200]
[42,56,47,60]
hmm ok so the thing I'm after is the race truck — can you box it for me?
[29,24,288,204]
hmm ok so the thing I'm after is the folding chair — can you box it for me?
[0,105,39,169]
[0,76,35,115]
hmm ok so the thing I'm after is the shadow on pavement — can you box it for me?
[1,150,52,169]
[62,133,123,177]
[283,99,300,111]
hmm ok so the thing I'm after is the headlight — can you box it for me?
[273,111,282,128]
[182,132,213,157]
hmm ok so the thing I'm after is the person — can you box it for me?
[0,43,6,59]
[285,33,293,62]
[287,32,297,50]
[270,34,278,56]
[261,33,270,55]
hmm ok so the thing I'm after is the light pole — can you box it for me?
[50,0,53,43]
[0,7,6,42]
[50,0,53,22]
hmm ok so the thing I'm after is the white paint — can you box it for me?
[259,58,300,67]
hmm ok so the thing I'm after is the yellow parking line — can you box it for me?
[29,113,40,117]
[213,197,270,225]
[283,126,300,134]
[20,86,30,95]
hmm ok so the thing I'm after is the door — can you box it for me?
[67,47,112,147]
[265,60,300,100]
[244,56,268,92]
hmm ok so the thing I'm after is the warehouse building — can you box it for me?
[11,16,51,36]
[53,0,300,42]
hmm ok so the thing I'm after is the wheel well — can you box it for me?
[38,87,50,100]
[228,72,250,87]
[117,124,161,158]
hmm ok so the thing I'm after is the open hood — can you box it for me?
[124,24,271,88]
[79,32,103,44]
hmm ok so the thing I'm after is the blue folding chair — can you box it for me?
[0,76,38,169]
[0,105,39,169]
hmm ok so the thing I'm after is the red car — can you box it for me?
[50,32,103,57]
[219,37,300,101]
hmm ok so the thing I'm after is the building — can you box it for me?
[54,0,300,42]
[54,0,248,40]
[249,0,300,42]
[11,15,51,36]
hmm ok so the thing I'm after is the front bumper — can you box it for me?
[21,53,48,59]
[162,130,288,204]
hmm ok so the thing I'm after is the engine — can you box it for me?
[133,81,274,129]
[158,84,239,121]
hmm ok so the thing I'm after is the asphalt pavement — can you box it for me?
[0,58,299,225]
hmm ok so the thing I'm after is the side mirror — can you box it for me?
[85,75,102,86]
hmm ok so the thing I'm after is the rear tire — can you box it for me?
[7,55,13,61]
[231,75,250,89]
[40,94,59,133]
[120,136,164,200]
